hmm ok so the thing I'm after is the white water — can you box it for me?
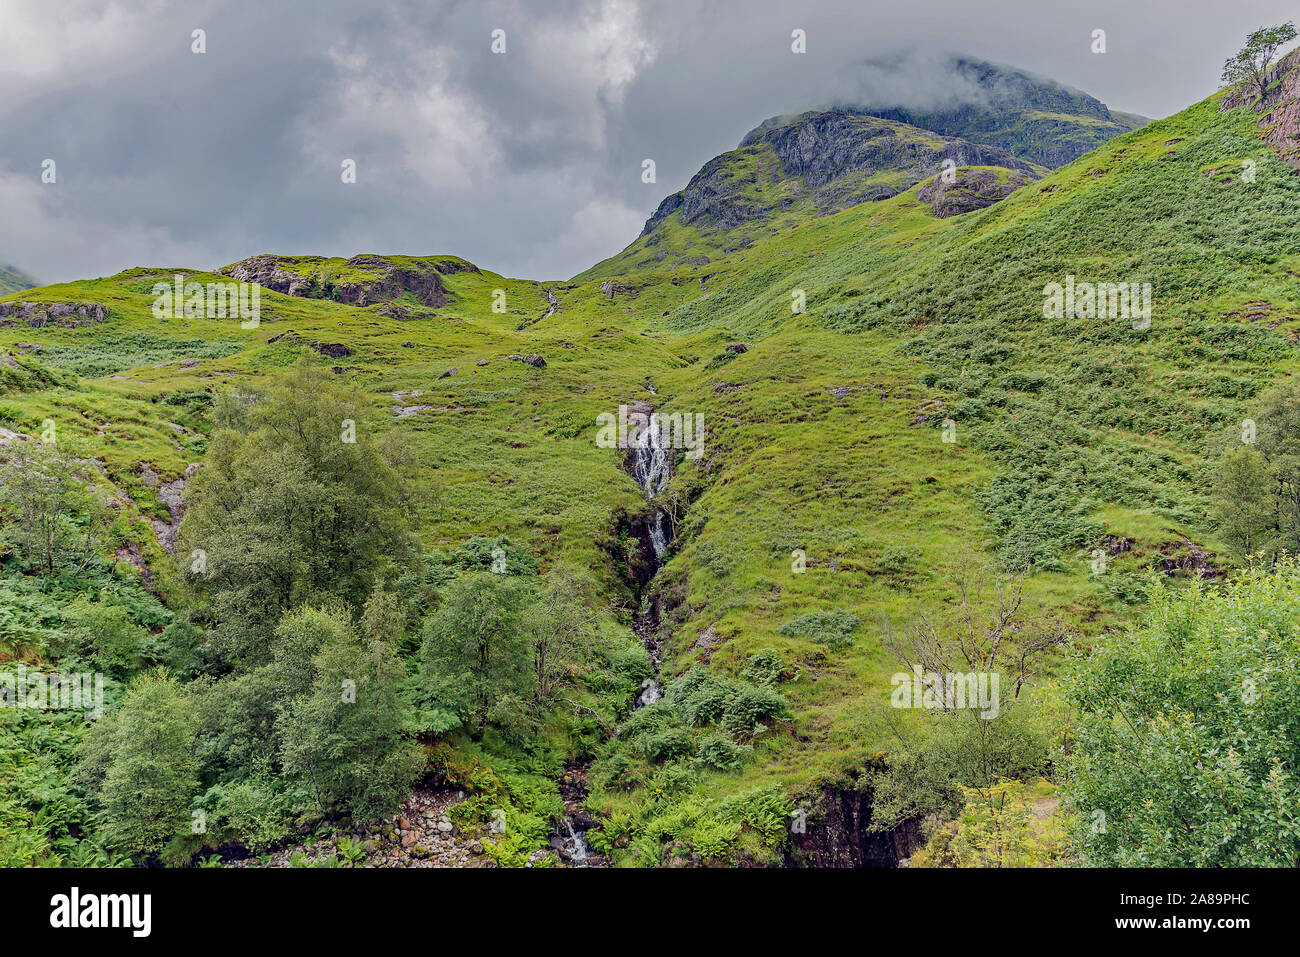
[564,819,590,866]
[631,412,672,559]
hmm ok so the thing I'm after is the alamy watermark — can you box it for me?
[1042,275,1151,330]
[595,404,705,460]
[152,274,261,328]
[1,665,104,719]
[890,667,1000,719]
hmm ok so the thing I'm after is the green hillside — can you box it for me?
[3,50,1299,869]
[0,264,37,296]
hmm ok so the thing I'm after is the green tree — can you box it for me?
[181,356,419,666]
[76,670,199,861]
[1214,383,1300,560]
[527,568,599,705]
[1064,564,1300,866]
[419,571,534,737]
[0,444,110,577]
[1222,22,1298,104]
[277,593,423,821]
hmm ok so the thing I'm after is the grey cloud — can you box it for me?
[0,0,1295,284]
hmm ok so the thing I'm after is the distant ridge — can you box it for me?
[0,264,38,296]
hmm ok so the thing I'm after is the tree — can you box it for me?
[277,593,422,821]
[527,569,600,706]
[181,356,419,666]
[76,670,199,861]
[418,571,534,737]
[881,557,1071,706]
[1065,564,1300,866]
[1213,382,1300,560]
[0,445,110,577]
[1222,22,1298,104]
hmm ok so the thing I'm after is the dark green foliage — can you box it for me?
[417,571,534,738]
[1213,383,1300,559]
[182,356,419,666]
[277,593,423,822]
[75,669,199,861]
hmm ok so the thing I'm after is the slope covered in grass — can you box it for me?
[2,63,1297,867]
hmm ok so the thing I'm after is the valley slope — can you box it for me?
[3,56,1298,867]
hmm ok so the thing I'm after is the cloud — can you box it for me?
[0,169,212,281]
[300,41,497,192]
[0,0,1290,283]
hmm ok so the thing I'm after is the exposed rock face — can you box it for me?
[1221,47,1300,169]
[145,463,199,555]
[643,111,1035,236]
[220,255,477,308]
[864,57,1143,168]
[784,775,923,868]
[0,301,108,328]
[917,167,1034,218]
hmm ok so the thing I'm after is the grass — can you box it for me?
[2,77,1297,865]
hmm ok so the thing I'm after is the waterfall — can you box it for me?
[631,411,672,559]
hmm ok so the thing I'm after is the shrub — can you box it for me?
[777,608,860,649]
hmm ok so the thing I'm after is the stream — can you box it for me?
[552,402,673,865]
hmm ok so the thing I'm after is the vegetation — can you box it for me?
[1222,22,1299,103]
[3,41,1300,868]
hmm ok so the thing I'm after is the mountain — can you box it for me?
[0,263,38,296]
[581,57,1141,279]
[861,56,1148,167]
[3,51,1299,869]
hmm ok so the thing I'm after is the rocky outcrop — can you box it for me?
[0,301,108,328]
[917,167,1034,217]
[221,255,477,309]
[1221,47,1300,169]
[643,111,1036,237]
[144,462,200,554]
[785,774,923,868]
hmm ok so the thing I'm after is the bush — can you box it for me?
[777,609,860,649]
[694,734,750,773]
[1065,561,1300,866]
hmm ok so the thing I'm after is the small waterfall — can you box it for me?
[631,411,672,559]
[563,819,590,866]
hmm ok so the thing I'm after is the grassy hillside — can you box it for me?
[2,65,1297,867]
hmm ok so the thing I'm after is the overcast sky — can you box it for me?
[1,0,1295,284]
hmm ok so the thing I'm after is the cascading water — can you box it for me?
[554,406,675,865]
[629,408,671,707]
[631,411,673,560]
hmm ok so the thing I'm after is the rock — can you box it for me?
[917,167,1034,218]
[220,255,474,308]
[476,359,489,366]
[521,354,546,368]
[438,367,457,379]
[0,301,108,328]
[724,342,748,354]
[312,342,352,359]
[437,821,453,833]
[1221,47,1300,169]
[401,832,418,848]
